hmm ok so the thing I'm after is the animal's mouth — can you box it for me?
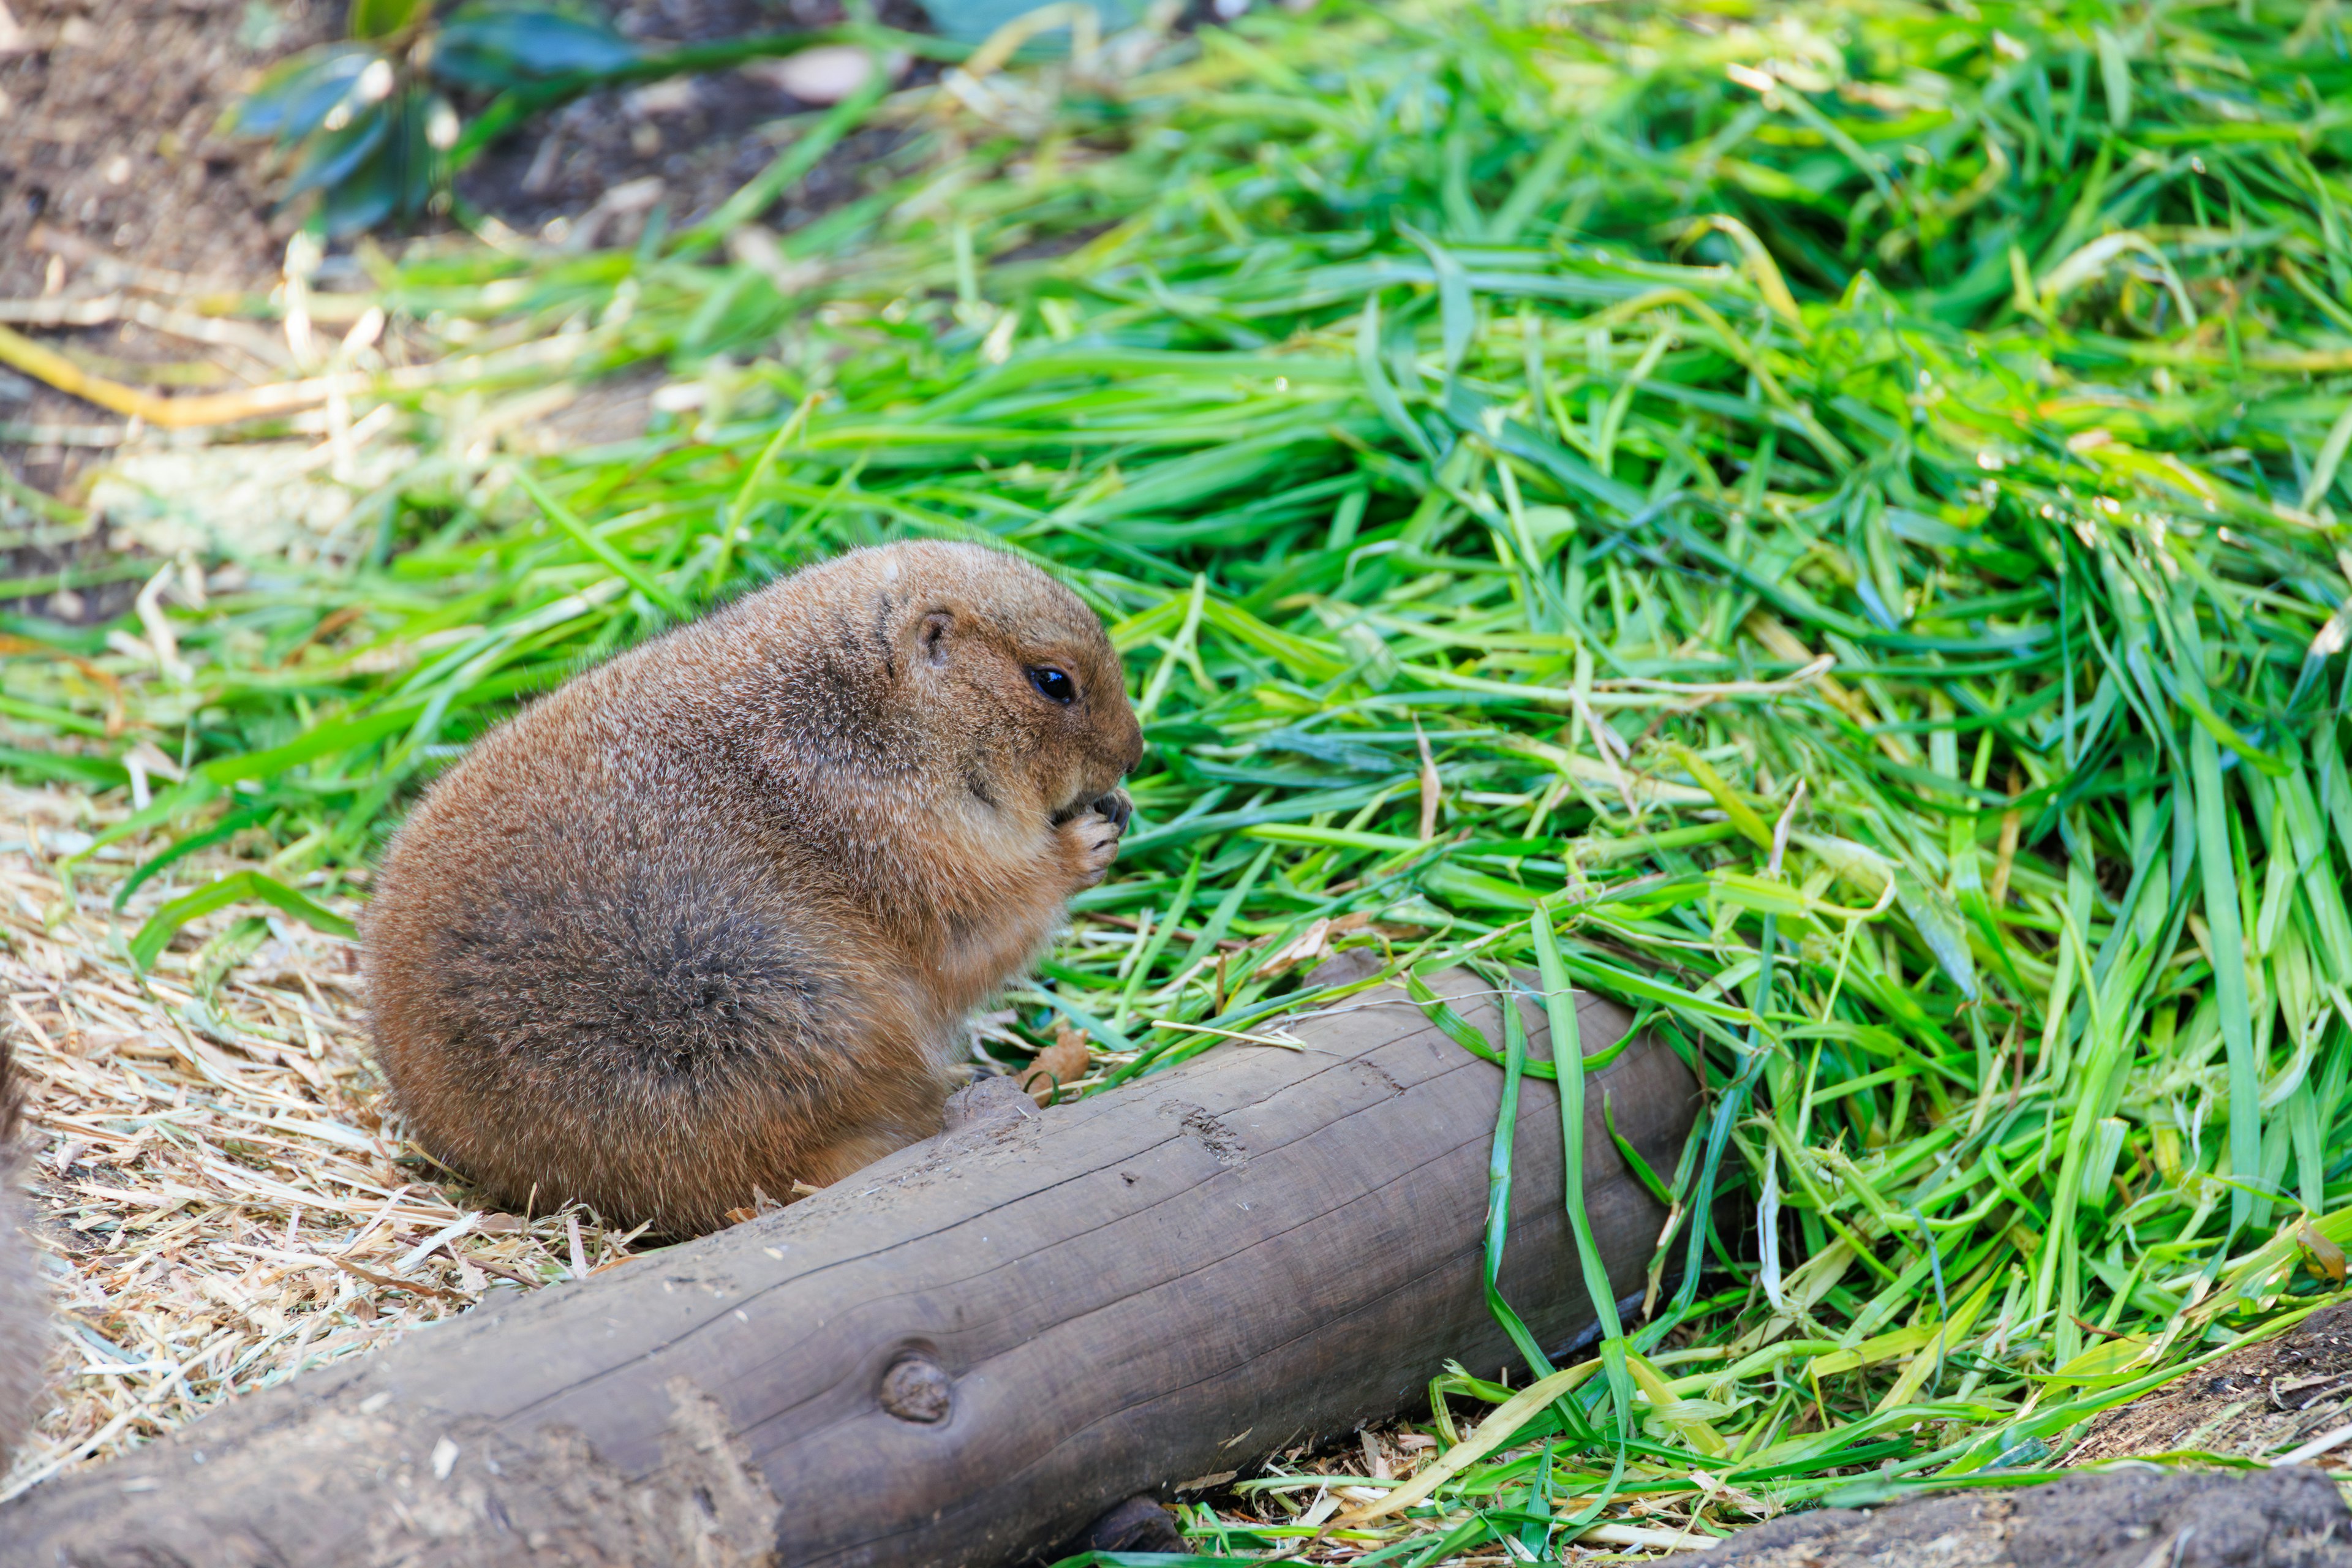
[1047,783,1096,826]
[1048,790,1131,829]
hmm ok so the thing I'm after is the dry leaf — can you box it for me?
[1257,917,1334,980]
[2300,1217,2346,1284]
[723,1185,786,1226]
[1022,1026,1091,1105]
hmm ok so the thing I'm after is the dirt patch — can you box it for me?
[2066,1305,2352,1466]
[0,0,330,497]
[0,0,331,301]
[0,0,938,500]
[1713,1466,2352,1568]
[0,0,927,296]
[453,0,937,246]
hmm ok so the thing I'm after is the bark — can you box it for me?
[0,968,1697,1567]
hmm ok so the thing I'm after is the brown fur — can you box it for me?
[364,542,1143,1235]
[0,1037,50,1466]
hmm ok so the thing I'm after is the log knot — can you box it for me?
[880,1355,954,1423]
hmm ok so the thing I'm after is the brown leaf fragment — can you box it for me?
[2300,1217,2346,1284]
[1022,1027,1092,1106]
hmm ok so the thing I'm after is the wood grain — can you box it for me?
[0,971,1697,1567]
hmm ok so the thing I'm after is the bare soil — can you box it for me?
[1713,1466,2352,1568]
[1,0,331,508]
[453,0,936,243]
[0,0,930,505]
[2068,1304,2352,1466]
[1,0,928,295]
[0,0,333,301]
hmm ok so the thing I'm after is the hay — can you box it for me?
[0,778,636,1502]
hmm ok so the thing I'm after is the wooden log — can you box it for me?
[0,970,1697,1567]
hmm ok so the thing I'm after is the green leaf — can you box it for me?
[0,745,129,790]
[510,468,694,620]
[1483,966,1556,1376]
[199,710,417,785]
[431,8,638,86]
[284,104,394,199]
[1355,290,1436,462]
[2193,727,2262,1242]
[1604,1090,1674,1207]
[349,0,429,37]
[2045,1333,2155,1385]
[1400,224,1474,376]
[115,806,275,912]
[2094,26,2132,129]
[1408,967,1558,1082]
[228,45,377,141]
[129,872,358,972]
[1534,914,1642,1460]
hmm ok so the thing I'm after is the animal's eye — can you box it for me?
[1028,666,1077,704]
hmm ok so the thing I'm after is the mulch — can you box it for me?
[2065,1303,2352,1468]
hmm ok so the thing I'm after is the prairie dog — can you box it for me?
[0,1039,48,1467]
[364,542,1143,1235]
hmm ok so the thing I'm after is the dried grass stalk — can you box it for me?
[0,782,635,1502]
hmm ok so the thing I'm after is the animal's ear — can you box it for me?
[921,611,952,665]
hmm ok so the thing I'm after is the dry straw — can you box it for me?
[0,782,633,1502]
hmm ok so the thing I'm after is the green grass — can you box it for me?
[10,0,2352,1553]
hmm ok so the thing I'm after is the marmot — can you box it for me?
[364,542,1142,1235]
[0,1038,48,1467]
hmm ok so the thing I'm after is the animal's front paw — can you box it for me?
[1061,790,1131,888]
